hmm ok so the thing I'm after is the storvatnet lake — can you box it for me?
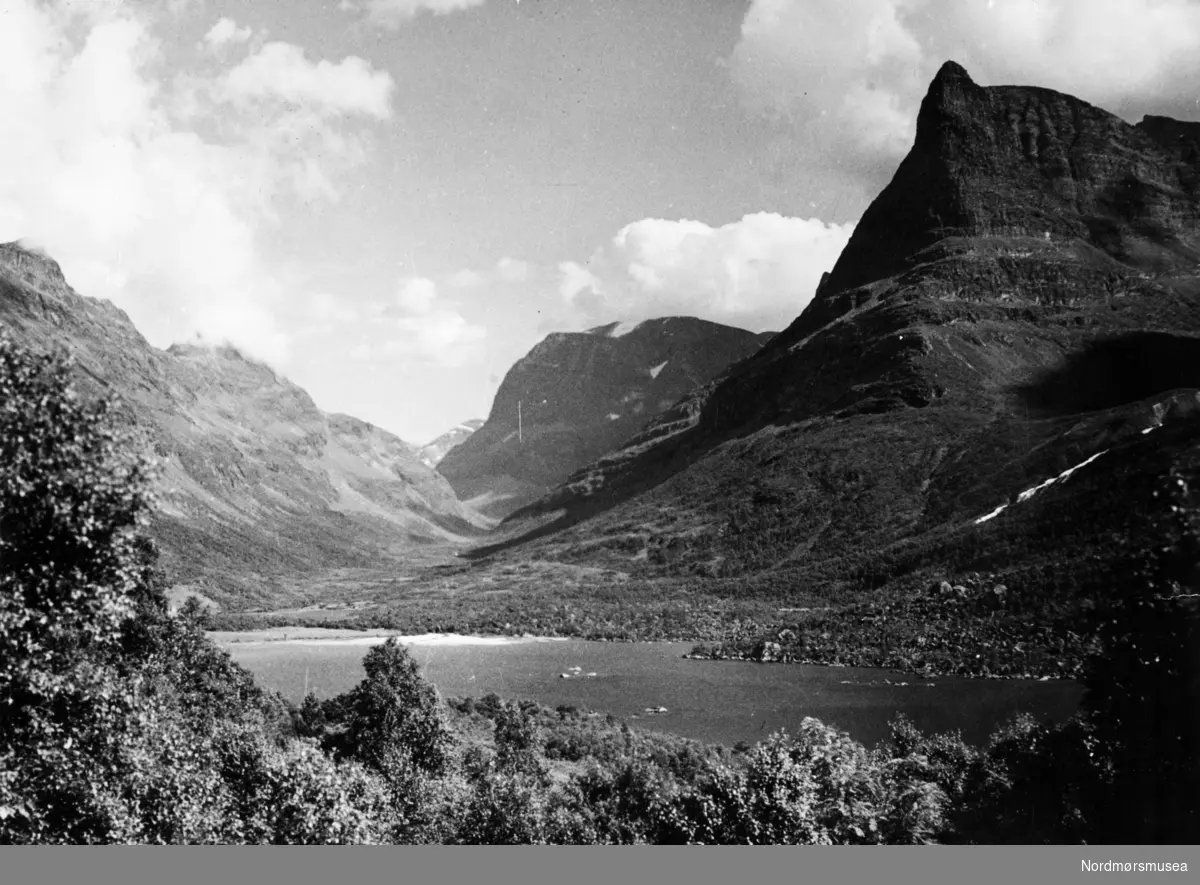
[212,630,1085,749]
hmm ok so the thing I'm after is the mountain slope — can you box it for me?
[486,62,1200,602]
[419,419,484,468]
[436,317,774,518]
[0,242,486,609]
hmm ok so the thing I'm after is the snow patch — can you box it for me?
[1016,450,1108,504]
[649,360,668,379]
[974,449,1110,525]
[975,503,1009,525]
[608,320,640,337]
[607,413,620,421]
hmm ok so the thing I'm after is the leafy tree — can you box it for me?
[0,333,155,725]
[0,333,158,840]
[493,701,544,777]
[331,638,454,778]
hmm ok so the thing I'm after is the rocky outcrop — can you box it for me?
[437,317,773,518]
[0,242,486,608]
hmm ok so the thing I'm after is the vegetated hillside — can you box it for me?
[485,61,1200,616]
[418,419,485,468]
[0,242,487,609]
[437,317,774,518]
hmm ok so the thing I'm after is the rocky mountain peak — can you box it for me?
[0,241,69,293]
[810,61,1200,331]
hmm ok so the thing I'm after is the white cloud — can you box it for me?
[729,0,1200,169]
[445,268,486,288]
[395,276,438,313]
[353,0,488,29]
[496,256,530,283]
[556,213,854,332]
[221,42,393,120]
[387,276,486,366]
[200,17,252,51]
[0,2,394,365]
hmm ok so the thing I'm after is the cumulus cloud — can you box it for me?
[352,0,488,29]
[0,2,393,364]
[730,0,1200,170]
[221,42,393,119]
[496,256,531,283]
[199,17,252,51]
[556,213,854,332]
[387,276,486,366]
[445,268,487,288]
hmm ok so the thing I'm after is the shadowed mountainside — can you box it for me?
[436,317,774,518]
[479,62,1200,602]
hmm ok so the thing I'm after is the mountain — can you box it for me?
[435,317,775,518]
[0,242,487,610]
[485,62,1200,604]
[419,419,484,468]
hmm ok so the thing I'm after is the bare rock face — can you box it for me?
[496,63,1200,594]
[0,242,485,608]
[437,317,773,518]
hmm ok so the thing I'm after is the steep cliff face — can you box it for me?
[493,64,1200,594]
[436,317,773,517]
[0,242,485,608]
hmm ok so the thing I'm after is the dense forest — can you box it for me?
[2,332,1196,844]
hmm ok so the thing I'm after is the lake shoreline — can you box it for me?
[208,626,1080,682]
[218,635,1086,750]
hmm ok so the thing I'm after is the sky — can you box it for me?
[1,0,1199,444]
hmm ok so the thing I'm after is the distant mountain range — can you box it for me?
[436,317,775,518]
[419,419,484,468]
[482,62,1200,606]
[0,242,487,610]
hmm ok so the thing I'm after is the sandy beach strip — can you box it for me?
[207,627,570,648]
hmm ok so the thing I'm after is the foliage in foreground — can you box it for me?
[1,332,1196,844]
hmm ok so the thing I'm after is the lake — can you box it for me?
[214,631,1086,750]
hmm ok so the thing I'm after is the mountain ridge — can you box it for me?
[437,315,774,518]
[0,240,485,610]
[482,62,1200,604]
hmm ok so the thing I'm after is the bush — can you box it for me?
[655,719,947,845]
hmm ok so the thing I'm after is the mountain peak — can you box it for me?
[808,61,1200,322]
[0,240,69,292]
[931,59,972,84]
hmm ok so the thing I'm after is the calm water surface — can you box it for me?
[220,637,1085,749]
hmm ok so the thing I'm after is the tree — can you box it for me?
[0,333,158,840]
[0,333,156,719]
[334,639,453,778]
